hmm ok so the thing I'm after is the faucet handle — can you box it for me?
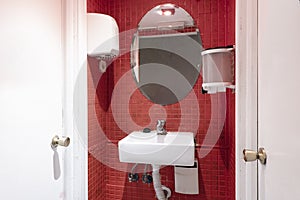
[157,120,166,127]
[156,120,167,135]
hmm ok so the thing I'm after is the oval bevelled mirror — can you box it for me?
[131,4,203,105]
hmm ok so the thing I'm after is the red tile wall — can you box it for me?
[88,56,107,200]
[88,0,235,200]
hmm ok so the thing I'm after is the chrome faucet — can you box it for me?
[156,120,167,135]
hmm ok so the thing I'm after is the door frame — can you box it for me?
[235,0,258,199]
[62,0,88,199]
[62,0,261,199]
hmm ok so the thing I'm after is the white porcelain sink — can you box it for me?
[118,131,195,166]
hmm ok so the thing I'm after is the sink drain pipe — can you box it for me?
[152,165,171,200]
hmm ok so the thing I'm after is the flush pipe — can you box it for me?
[152,165,171,200]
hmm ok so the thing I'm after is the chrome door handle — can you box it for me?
[51,135,70,149]
[243,147,267,165]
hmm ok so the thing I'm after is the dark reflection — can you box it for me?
[134,33,202,105]
[139,83,178,105]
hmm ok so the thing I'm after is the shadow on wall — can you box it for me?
[88,57,114,112]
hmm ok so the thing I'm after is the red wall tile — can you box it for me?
[88,0,235,199]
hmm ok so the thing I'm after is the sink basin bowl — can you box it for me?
[118,131,195,166]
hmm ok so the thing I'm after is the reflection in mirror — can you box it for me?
[131,4,203,105]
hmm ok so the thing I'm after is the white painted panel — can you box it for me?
[62,0,88,199]
[0,0,64,199]
[258,0,300,199]
[236,0,258,199]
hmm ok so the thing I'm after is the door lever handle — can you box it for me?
[51,135,70,149]
[243,147,267,165]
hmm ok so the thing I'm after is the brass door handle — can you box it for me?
[243,147,267,165]
[51,135,70,149]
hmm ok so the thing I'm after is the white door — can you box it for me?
[258,0,300,199]
[0,0,65,199]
